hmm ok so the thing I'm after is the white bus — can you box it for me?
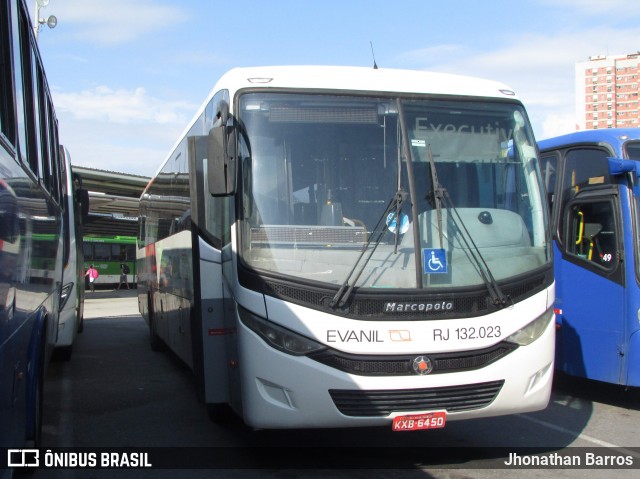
[55,146,87,360]
[137,66,554,431]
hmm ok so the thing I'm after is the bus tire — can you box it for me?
[53,345,73,361]
[26,323,46,448]
[148,295,163,352]
[77,297,84,334]
[206,403,236,426]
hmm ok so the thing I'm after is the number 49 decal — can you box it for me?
[600,253,613,262]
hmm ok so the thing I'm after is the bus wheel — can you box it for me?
[77,297,84,333]
[148,296,163,352]
[30,371,43,447]
[53,345,73,361]
[206,403,236,426]
[27,329,46,447]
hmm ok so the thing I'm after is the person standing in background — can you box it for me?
[85,264,98,292]
[118,263,130,290]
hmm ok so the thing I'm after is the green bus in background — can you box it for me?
[83,235,137,286]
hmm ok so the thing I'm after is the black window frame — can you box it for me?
[562,189,624,286]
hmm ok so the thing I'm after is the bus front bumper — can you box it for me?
[237,316,555,430]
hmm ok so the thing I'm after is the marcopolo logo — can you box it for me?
[384,301,454,313]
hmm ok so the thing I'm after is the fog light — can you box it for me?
[526,362,552,394]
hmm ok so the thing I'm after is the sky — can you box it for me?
[29,0,640,178]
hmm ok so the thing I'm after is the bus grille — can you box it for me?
[310,343,517,376]
[329,380,504,417]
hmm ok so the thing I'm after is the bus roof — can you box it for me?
[210,65,519,103]
[538,128,640,153]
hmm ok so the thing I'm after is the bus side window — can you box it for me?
[566,200,617,269]
[82,242,92,262]
[540,153,557,210]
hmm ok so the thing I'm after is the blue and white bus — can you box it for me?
[539,128,640,386]
[1,0,64,453]
[138,66,554,430]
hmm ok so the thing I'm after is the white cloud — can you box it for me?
[401,44,465,65]
[401,25,640,140]
[52,86,198,176]
[40,0,189,46]
[58,115,183,177]
[540,113,577,139]
[53,86,196,125]
[536,0,640,17]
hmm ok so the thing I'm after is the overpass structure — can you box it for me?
[73,166,149,237]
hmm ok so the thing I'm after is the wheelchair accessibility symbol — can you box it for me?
[423,248,447,274]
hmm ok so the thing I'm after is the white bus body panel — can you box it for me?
[198,237,229,404]
[56,146,82,349]
[56,270,79,347]
[236,287,554,429]
[263,286,551,355]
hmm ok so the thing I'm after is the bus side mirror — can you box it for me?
[207,125,236,196]
[608,157,640,195]
[608,157,640,176]
[72,172,90,221]
[78,188,90,221]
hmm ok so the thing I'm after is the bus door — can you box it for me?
[556,189,625,383]
[187,128,235,408]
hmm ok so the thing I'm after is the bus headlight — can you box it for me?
[238,307,326,356]
[505,307,554,346]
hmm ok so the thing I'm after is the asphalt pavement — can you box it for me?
[83,287,139,319]
[27,287,639,479]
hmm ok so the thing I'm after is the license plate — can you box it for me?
[392,411,447,431]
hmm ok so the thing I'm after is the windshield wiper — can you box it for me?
[426,145,510,308]
[330,189,409,309]
[427,145,445,249]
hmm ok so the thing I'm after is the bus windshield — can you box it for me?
[238,92,550,290]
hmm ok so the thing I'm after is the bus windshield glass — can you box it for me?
[237,92,550,290]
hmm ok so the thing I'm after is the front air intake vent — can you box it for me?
[329,380,504,417]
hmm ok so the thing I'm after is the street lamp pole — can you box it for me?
[33,0,57,40]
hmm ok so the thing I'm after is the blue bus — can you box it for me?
[1,0,65,456]
[539,128,640,386]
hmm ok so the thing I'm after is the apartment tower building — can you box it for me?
[575,52,640,130]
